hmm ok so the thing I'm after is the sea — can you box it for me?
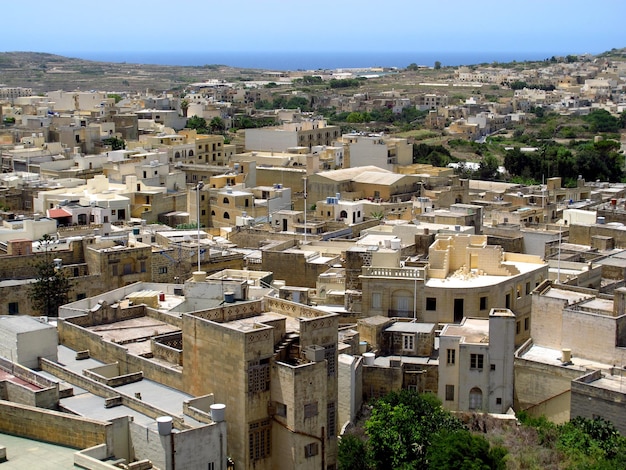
[60,50,567,71]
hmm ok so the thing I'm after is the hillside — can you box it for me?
[0,51,247,93]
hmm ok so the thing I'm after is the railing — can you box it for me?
[362,266,426,279]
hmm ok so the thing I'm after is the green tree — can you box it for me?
[28,234,72,317]
[102,136,125,150]
[426,429,507,470]
[434,61,442,70]
[477,154,500,180]
[338,434,369,470]
[365,390,464,469]
[107,93,123,104]
[209,117,225,133]
[186,115,209,133]
[583,109,620,133]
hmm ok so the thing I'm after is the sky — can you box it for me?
[1,0,624,59]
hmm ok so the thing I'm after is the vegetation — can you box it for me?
[339,390,506,470]
[28,234,72,317]
[514,412,626,469]
[102,136,125,150]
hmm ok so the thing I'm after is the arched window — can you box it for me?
[223,212,230,219]
[469,387,483,410]
[174,151,181,158]
[340,210,348,219]
[211,210,215,216]
[223,197,229,204]
[188,150,194,157]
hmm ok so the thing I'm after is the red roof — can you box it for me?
[47,208,72,218]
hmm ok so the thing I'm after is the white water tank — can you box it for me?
[210,403,226,422]
[363,352,375,365]
[157,416,173,435]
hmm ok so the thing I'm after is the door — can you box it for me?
[454,298,464,323]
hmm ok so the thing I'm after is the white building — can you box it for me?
[438,309,516,413]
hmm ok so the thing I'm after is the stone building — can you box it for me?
[438,309,516,413]
[359,234,547,346]
[57,272,340,470]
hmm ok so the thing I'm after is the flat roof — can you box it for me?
[0,432,77,467]
[426,260,545,289]
[442,318,489,343]
[518,344,610,371]
[385,322,436,334]
[0,315,54,334]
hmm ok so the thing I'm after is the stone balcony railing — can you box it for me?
[361,266,426,279]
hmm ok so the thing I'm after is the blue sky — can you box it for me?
[2,0,624,57]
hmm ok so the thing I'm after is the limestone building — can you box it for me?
[359,234,547,345]
[438,310,516,413]
[57,271,340,469]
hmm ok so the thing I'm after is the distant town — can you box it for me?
[0,48,625,469]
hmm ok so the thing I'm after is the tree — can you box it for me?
[426,430,507,470]
[102,136,125,150]
[209,117,225,133]
[365,390,464,469]
[186,115,209,133]
[338,434,368,470]
[28,234,72,317]
[434,61,442,70]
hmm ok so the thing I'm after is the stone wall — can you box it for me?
[0,400,113,451]
[57,319,184,391]
[362,365,403,402]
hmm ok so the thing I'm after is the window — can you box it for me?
[480,296,487,310]
[426,297,436,311]
[76,293,86,301]
[490,364,496,371]
[496,397,502,405]
[112,265,118,276]
[470,354,484,370]
[208,463,215,470]
[505,293,511,309]
[526,282,531,295]
[327,402,336,438]
[248,358,270,393]
[275,402,287,418]
[158,266,168,274]
[371,292,381,309]
[111,209,116,215]
[8,302,19,315]
[140,261,146,273]
[304,402,318,418]
[446,349,455,365]
[402,334,414,351]
[516,285,522,299]
[445,384,454,401]
[249,419,271,461]
[123,263,133,275]
[524,317,530,331]
[223,212,230,219]
[304,443,319,458]
[516,321,521,335]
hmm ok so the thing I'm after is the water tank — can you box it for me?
[597,216,606,224]
[359,341,368,354]
[363,352,375,366]
[157,416,173,436]
[390,238,401,250]
[561,348,572,363]
[210,403,226,422]
[224,292,235,303]
[159,292,165,302]
[53,258,63,269]
[455,225,461,232]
